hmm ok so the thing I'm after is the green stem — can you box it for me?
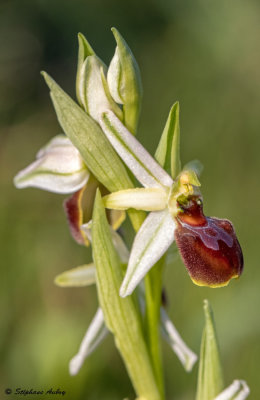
[144,259,165,399]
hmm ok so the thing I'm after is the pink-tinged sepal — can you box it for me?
[175,196,243,287]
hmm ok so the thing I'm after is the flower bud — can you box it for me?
[107,28,143,134]
[174,196,243,287]
[78,55,122,122]
[14,135,89,194]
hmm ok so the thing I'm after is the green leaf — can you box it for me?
[76,33,95,106]
[155,102,181,178]
[41,72,133,193]
[196,300,224,400]
[109,28,143,135]
[92,190,160,400]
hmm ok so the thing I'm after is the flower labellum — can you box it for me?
[174,195,243,287]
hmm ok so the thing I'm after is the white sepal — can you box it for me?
[14,135,89,194]
[83,56,122,122]
[103,188,168,211]
[100,111,174,189]
[160,307,197,372]
[120,210,176,297]
[54,263,96,287]
[69,308,108,376]
[107,46,123,104]
[214,380,250,400]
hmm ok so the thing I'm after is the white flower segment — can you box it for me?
[120,210,176,297]
[160,308,197,372]
[14,135,89,194]
[214,380,250,400]
[69,308,108,376]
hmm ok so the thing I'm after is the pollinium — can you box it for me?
[174,195,243,287]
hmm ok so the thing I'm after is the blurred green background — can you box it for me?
[1,0,260,399]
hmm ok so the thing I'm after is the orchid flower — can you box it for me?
[99,110,243,297]
[14,134,125,246]
[55,221,197,376]
[14,135,89,194]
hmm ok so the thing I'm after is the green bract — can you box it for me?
[92,190,161,400]
[107,28,143,134]
[76,33,95,106]
[196,300,224,400]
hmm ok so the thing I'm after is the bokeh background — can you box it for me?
[1,0,260,399]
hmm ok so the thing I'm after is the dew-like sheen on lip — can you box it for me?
[174,196,243,287]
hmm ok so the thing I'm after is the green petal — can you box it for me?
[154,102,181,178]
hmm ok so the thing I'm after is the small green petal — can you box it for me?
[155,102,181,178]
